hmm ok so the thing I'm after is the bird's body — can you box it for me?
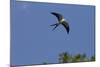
[60,18,65,23]
[51,12,70,34]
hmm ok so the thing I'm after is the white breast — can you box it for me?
[60,18,65,23]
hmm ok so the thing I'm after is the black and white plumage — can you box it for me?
[50,12,70,34]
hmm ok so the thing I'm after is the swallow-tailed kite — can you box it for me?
[50,12,70,34]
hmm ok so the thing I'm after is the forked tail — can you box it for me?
[50,23,59,30]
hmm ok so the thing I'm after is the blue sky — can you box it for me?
[11,1,95,66]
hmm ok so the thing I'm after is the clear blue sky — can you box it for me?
[11,0,95,66]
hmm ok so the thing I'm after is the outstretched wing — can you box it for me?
[51,12,63,21]
[61,21,70,34]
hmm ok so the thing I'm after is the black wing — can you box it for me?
[51,12,63,21]
[61,21,70,34]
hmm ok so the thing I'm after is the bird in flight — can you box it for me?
[50,12,70,34]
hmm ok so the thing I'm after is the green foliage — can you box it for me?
[58,52,95,63]
[42,52,95,64]
[43,62,48,64]
[72,54,88,62]
[59,52,72,63]
[90,56,95,61]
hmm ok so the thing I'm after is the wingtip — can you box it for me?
[67,29,69,34]
[51,12,55,14]
[51,12,59,15]
[67,32,69,34]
